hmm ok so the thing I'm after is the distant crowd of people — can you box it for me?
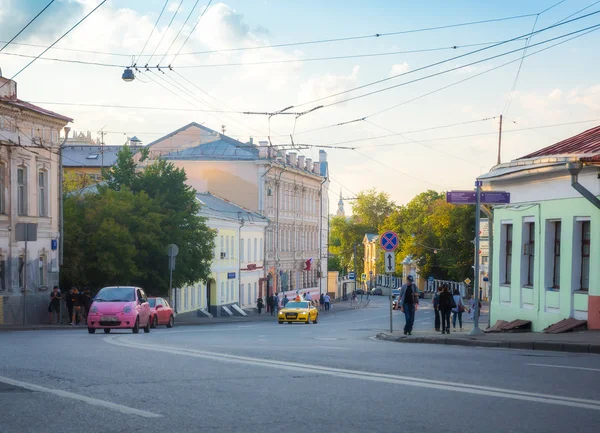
[48,286,94,326]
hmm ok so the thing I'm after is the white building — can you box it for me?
[144,122,329,303]
[0,76,72,324]
[175,192,267,317]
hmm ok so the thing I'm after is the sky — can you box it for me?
[1,0,599,213]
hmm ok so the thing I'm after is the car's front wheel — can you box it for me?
[152,315,158,329]
[143,316,151,334]
[278,321,283,324]
[313,315,318,324]
[88,328,95,334]
[167,315,174,328]
[132,317,140,334]
[104,328,111,334]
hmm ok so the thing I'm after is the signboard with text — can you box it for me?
[447,191,511,205]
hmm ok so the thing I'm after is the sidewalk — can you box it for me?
[0,298,371,331]
[376,329,600,354]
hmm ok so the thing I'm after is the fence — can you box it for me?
[425,279,467,298]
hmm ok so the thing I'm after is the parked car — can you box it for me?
[148,297,175,328]
[278,301,318,324]
[370,288,383,296]
[87,286,151,334]
[392,289,401,309]
[356,289,365,295]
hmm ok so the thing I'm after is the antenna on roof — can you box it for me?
[221,124,226,135]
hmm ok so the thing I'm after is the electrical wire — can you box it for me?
[0,0,108,89]
[171,0,213,64]
[146,0,184,65]
[135,0,169,65]
[158,0,202,65]
[555,0,600,24]
[0,0,56,53]
[293,11,600,108]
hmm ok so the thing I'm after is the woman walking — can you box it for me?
[257,297,264,315]
[451,289,467,331]
[438,284,454,335]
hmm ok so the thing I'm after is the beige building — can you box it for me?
[0,76,72,324]
[144,122,329,301]
[363,233,379,288]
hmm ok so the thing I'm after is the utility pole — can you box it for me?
[470,180,484,335]
[59,127,71,267]
[353,243,358,294]
[496,115,503,165]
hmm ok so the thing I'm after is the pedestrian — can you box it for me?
[305,291,313,307]
[452,289,467,331]
[432,286,442,331]
[257,297,264,315]
[319,293,325,311]
[272,293,279,316]
[399,275,420,335]
[438,284,455,334]
[295,292,301,302]
[282,294,289,307]
[71,288,82,326]
[324,293,331,311]
[267,294,274,315]
[65,288,75,326]
[48,286,61,324]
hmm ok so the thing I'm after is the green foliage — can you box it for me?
[351,189,396,232]
[62,147,215,295]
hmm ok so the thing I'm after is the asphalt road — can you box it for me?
[1,296,599,433]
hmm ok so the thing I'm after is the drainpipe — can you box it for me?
[319,176,327,297]
[567,162,600,210]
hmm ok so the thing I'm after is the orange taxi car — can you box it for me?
[278,301,318,324]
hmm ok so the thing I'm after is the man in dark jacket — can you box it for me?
[432,286,442,331]
[438,284,454,334]
[398,275,420,335]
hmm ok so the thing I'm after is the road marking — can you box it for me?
[315,346,349,350]
[105,336,600,411]
[527,363,600,372]
[0,375,161,418]
[314,337,338,341]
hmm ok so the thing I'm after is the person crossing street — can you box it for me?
[399,275,420,335]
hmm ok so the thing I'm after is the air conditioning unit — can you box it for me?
[220,252,227,259]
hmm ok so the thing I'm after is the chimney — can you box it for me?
[319,149,327,162]
[258,140,269,158]
[298,155,305,169]
[249,137,254,145]
[289,152,297,166]
[305,158,312,171]
[0,77,17,99]
[313,161,320,174]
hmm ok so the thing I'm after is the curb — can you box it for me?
[375,333,600,354]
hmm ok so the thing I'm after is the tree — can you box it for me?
[62,147,215,295]
[351,189,396,232]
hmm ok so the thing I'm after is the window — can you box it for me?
[184,287,188,310]
[247,283,251,305]
[502,224,513,284]
[247,238,251,262]
[226,236,229,259]
[220,281,224,301]
[259,238,263,261]
[524,222,535,286]
[581,221,590,291]
[86,154,99,160]
[254,238,257,262]
[240,238,245,262]
[0,259,6,291]
[17,167,27,215]
[220,235,224,258]
[240,284,245,306]
[38,171,48,217]
[254,282,257,303]
[0,163,5,214]
[191,285,195,307]
[552,221,561,288]
[39,256,46,287]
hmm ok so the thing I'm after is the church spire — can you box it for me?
[336,189,345,216]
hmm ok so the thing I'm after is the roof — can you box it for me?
[145,122,217,149]
[196,192,268,223]
[162,137,258,161]
[62,145,141,167]
[0,97,73,122]
[519,125,600,159]
[364,234,379,242]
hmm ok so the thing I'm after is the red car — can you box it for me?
[148,297,175,328]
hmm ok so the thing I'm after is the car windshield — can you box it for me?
[148,299,156,307]
[94,287,135,302]
[392,290,400,295]
[285,302,308,309]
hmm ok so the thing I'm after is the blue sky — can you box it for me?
[1,0,599,210]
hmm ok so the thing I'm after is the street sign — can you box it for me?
[361,273,367,281]
[380,231,399,252]
[464,278,471,285]
[348,272,355,280]
[167,244,179,257]
[447,191,511,205]
[16,223,37,242]
[428,276,434,282]
[483,277,489,282]
[227,272,236,279]
[384,252,396,273]
[480,218,489,238]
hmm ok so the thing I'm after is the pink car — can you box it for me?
[148,297,175,328]
[87,286,151,334]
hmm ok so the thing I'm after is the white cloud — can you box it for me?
[389,62,409,76]
[167,1,183,13]
[548,89,562,100]
[567,85,600,110]
[298,66,360,105]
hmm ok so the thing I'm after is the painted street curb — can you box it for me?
[375,333,600,354]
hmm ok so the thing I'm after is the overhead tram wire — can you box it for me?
[170,0,213,65]
[157,0,202,66]
[0,0,108,89]
[292,10,600,109]
[145,0,184,66]
[555,0,600,24]
[135,0,169,66]
[0,0,56,53]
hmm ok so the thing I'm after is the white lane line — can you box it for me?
[315,346,349,350]
[0,375,161,418]
[105,337,600,411]
[315,337,338,341]
[527,363,600,372]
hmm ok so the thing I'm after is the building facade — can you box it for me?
[147,122,329,302]
[174,192,267,317]
[0,76,72,324]
[480,125,600,331]
[363,234,378,288]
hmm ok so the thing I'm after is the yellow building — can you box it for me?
[363,234,379,288]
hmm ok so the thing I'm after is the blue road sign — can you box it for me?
[428,276,434,282]
[380,231,399,252]
[348,272,355,280]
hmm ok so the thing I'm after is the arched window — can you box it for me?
[17,166,27,216]
[0,161,6,214]
[240,238,245,262]
[38,170,48,217]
